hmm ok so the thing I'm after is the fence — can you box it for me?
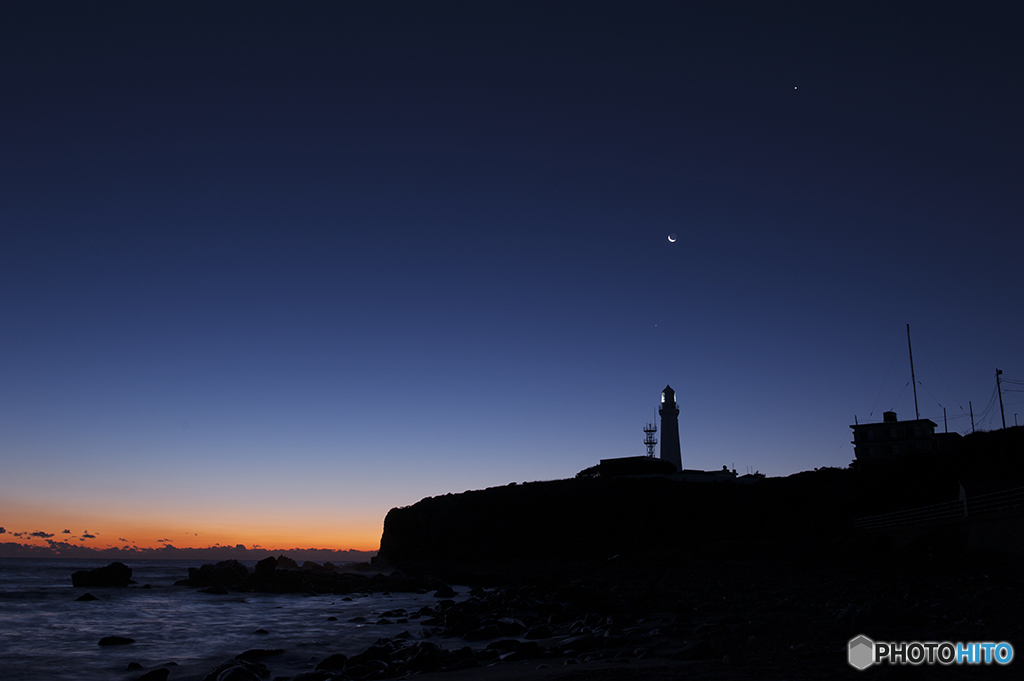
[853,485,1024,531]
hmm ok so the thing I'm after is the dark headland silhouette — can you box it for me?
[71,389,1024,680]
[376,424,1024,576]
[364,426,1023,679]
[365,384,1024,678]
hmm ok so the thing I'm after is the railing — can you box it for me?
[967,486,1024,515]
[853,485,1024,530]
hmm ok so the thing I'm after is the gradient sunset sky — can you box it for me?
[2,2,1022,553]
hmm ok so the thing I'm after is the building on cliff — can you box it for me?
[850,410,962,467]
[596,456,677,477]
[591,457,743,482]
[575,385,755,483]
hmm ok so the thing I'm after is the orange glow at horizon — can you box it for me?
[0,500,384,553]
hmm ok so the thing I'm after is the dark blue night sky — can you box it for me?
[2,2,1022,550]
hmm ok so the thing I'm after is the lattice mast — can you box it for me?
[643,422,658,457]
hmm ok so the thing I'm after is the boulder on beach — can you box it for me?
[72,562,133,587]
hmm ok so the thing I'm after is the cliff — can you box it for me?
[377,471,858,578]
[378,428,1024,579]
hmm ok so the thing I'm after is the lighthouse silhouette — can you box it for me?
[659,385,682,471]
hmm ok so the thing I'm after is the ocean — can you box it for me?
[0,558,445,681]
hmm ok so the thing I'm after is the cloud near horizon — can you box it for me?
[1,540,377,562]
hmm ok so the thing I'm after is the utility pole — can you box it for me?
[969,401,975,433]
[943,407,947,433]
[907,324,920,420]
[996,369,1006,429]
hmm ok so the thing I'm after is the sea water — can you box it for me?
[0,558,445,681]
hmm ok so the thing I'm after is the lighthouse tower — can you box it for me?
[659,385,682,471]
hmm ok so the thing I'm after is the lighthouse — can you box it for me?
[659,385,682,471]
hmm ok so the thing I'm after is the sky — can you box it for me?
[1,1,1022,554]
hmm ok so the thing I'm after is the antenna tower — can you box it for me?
[643,422,658,457]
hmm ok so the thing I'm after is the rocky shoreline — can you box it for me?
[174,555,438,597]
[82,541,1023,681]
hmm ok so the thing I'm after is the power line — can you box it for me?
[830,438,848,468]
[916,337,965,411]
[975,385,1000,428]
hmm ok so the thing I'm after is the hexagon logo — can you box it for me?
[848,635,875,670]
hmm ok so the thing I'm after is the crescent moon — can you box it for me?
[667,234,677,243]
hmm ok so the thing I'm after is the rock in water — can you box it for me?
[187,560,250,588]
[200,585,230,595]
[132,669,169,681]
[276,554,300,569]
[72,562,133,587]
[76,592,99,601]
[524,624,553,639]
[98,636,135,646]
[314,653,347,671]
[200,659,269,681]
[234,649,285,661]
[291,672,335,681]
[254,556,277,576]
